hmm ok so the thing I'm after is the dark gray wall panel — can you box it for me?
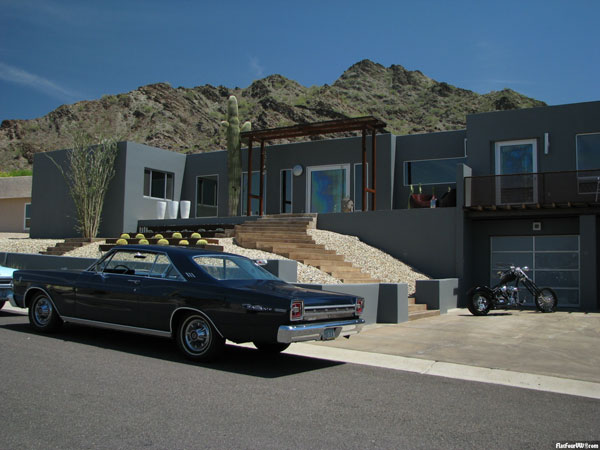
[317,208,457,279]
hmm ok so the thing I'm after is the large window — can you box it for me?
[404,157,467,185]
[576,133,600,170]
[196,175,218,217]
[24,203,31,230]
[280,169,292,213]
[241,171,266,215]
[144,169,174,200]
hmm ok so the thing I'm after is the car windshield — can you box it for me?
[193,255,280,281]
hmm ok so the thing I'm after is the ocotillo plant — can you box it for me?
[221,96,251,216]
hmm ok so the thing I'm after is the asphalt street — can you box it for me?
[0,312,598,449]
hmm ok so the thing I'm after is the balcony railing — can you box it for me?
[465,169,600,209]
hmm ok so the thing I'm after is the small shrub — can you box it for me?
[116,238,128,245]
[157,238,169,245]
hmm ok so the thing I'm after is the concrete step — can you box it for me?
[299,260,354,269]
[408,296,416,305]
[408,304,428,313]
[236,237,315,247]
[256,242,326,252]
[278,250,342,260]
[235,231,311,239]
[408,310,440,321]
[236,224,310,232]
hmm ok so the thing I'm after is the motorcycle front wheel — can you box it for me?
[468,291,492,316]
[535,287,557,313]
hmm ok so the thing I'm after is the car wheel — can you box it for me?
[253,342,290,354]
[28,292,62,332]
[176,314,224,362]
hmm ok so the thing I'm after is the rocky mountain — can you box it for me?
[0,59,546,171]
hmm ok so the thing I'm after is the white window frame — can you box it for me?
[144,168,175,200]
[306,164,350,214]
[24,202,31,231]
[280,168,293,214]
[195,174,219,218]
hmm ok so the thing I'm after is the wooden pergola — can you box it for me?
[240,116,387,216]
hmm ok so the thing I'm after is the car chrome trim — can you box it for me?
[303,304,357,322]
[61,316,172,338]
[169,307,224,338]
[277,318,365,343]
[23,286,61,315]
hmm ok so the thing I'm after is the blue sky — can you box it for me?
[1,0,599,121]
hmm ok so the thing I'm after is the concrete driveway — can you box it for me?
[308,308,600,384]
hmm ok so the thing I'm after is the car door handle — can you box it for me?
[127,279,141,285]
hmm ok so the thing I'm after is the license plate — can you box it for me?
[323,328,336,340]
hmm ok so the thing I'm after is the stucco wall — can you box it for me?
[317,208,458,279]
[0,198,30,232]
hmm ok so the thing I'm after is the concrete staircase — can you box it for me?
[234,214,378,283]
[408,296,440,320]
[40,238,102,256]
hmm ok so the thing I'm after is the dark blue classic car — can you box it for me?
[12,245,364,361]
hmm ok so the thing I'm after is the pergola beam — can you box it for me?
[241,116,386,216]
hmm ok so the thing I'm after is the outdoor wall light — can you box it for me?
[292,165,303,176]
[544,133,550,155]
[533,222,542,231]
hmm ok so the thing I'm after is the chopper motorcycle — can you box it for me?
[467,265,558,315]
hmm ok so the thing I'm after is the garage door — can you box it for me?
[490,235,580,306]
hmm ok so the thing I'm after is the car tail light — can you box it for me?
[355,298,364,315]
[290,300,304,321]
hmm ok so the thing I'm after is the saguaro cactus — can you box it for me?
[221,96,251,216]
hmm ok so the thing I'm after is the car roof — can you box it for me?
[110,244,241,259]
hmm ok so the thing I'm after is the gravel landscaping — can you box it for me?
[1,230,429,292]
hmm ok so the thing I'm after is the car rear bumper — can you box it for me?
[277,318,365,343]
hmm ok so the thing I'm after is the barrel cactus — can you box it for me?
[178,239,189,246]
[198,239,208,245]
[139,239,149,245]
[153,234,164,239]
[120,233,130,239]
[135,233,145,239]
[172,232,182,239]
[191,232,201,239]
[157,238,169,245]
[116,238,128,245]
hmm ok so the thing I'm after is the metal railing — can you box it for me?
[465,169,600,208]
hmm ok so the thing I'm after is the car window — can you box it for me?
[193,255,280,281]
[149,254,185,281]
[102,251,157,276]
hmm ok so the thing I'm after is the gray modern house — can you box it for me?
[30,100,600,311]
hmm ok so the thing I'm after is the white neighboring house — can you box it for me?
[0,176,32,232]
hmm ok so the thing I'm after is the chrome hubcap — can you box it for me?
[34,298,52,326]
[184,319,210,354]
[538,293,554,311]
[474,294,488,312]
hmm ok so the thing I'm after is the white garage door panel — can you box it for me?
[490,235,580,306]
